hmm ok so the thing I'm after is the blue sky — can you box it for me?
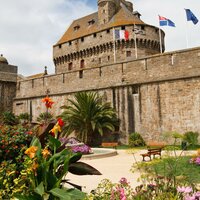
[0,0,199,76]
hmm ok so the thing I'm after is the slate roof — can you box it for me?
[55,4,145,46]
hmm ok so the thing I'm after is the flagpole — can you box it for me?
[133,24,138,59]
[159,28,163,53]
[113,27,116,63]
[185,21,189,48]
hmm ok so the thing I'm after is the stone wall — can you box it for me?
[53,25,163,74]
[14,47,200,143]
[0,63,17,115]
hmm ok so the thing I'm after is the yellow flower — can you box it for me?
[25,146,38,159]
[42,148,51,159]
[49,123,61,137]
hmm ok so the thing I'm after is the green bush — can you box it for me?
[36,112,53,124]
[129,132,146,147]
[0,125,33,163]
[183,131,199,147]
[2,111,18,125]
[18,112,30,123]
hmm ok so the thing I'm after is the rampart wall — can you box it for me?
[14,47,200,143]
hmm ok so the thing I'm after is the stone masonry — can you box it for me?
[0,55,17,115]
[11,0,200,143]
[13,47,200,143]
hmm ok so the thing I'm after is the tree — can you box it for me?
[60,92,119,145]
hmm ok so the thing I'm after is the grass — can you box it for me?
[141,156,200,184]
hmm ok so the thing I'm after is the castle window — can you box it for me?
[68,62,73,71]
[81,37,84,42]
[69,41,72,46]
[132,85,139,94]
[141,25,145,30]
[58,44,62,49]
[106,29,110,34]
[121,26,125,30]
[99,58,101,64]
[74,25,80,31]
[80,59,85,68]
[103,10,105,14]
[79,70,83,78]
[93,33,97,38]
[103,19,106,24]
[88,19,95,25]
[108,56,110,61]
[126,51,131,57]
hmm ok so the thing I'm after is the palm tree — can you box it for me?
[60,92,119,145]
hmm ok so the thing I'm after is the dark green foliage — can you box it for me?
[2,111,18,125]
[129,132,146,147]
[36,112,53,124]
[60,92,119,146]
[18,113,30,123]
[183,131,199,147]
[0,125,33,163]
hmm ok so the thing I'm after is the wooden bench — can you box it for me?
[141,147,162,161]
[101,142,118,149]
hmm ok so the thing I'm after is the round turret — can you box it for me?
[0,54,8,64]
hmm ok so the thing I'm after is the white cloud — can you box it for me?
[133,0,200,51]
[0,0,199,76]
[0,0,95,75]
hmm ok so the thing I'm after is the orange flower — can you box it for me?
[42,96,54,108]
[42,148,51,159]
[25,146,38,159]
[32,161,38,171]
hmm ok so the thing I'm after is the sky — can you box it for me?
[0,0,199,76]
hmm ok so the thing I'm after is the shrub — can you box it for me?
[18,112,30,124]
[0,125,33,163]
[129,132,146,147]
[36,112,53,124]
[2,111,18,125]
[183,131,199,147]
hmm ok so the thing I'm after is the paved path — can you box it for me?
[66,149,146,193]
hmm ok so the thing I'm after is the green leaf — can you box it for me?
[14,194,42,200]
[49,188,86,200]
[49,135,61,149]
[69,152,82,164]
[68,162,102,175]
[34,181,44,197]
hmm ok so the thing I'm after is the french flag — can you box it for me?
[115,30,129,40]
[159,15,175,27]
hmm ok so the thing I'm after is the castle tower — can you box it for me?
[0,54,17,116]
[98,0,120,24]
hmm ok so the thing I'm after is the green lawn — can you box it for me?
[141,156,200,184]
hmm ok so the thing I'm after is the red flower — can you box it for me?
[49,131,55,137]
[42,96,54,108]
[57,118,64,127]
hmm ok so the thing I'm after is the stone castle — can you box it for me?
[2,0,200,143]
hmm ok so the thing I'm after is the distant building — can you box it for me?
[0,55,17,115]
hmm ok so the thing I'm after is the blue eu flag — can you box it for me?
[185,9,199,24]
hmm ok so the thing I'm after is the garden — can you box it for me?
[1,92,200,200]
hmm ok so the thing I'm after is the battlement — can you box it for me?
[16,46,200,100]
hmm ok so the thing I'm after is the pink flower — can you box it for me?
[119,177,128,185]
[195,157,200,165]
[177,186,193,193]
[184,194,196,200]
[119,188,126,200]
